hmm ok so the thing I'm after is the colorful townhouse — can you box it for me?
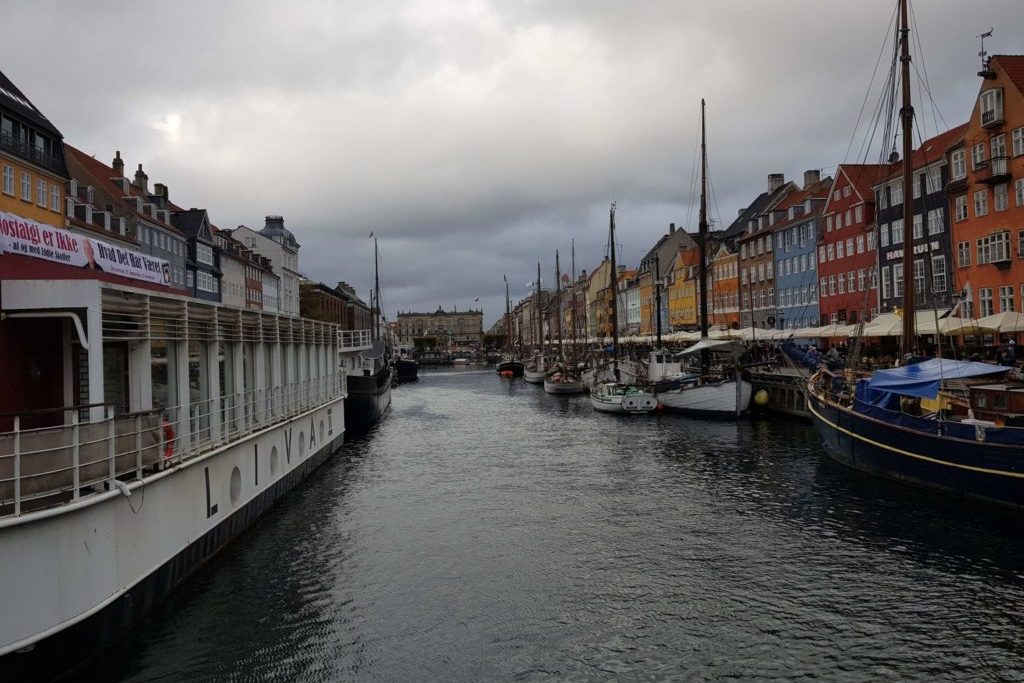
[770,172,830,330]
[636,223,694,335]
[873,124,966,315]
[667,247,699,330]
[817,164,887,325]
[736,174,798,328]
[710,244,739,329]
[948,55,1024,321]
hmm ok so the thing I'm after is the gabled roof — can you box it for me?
[722,179,797,241]
[992,55,1024,94]
[64,145,183,236]
[830,164,889,209]
[0,70,62,138]
[172,208,213,243]
[766,178,832,232]
[877,123,968,182]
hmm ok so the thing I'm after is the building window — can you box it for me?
[1014,127,1024,157]
[893,263,904,298]
[1019,230,1024,258]
[977,231,1011,264]
[995,183,1009,212]
[867,232,876,251]
[856,235,865,253]
[913,258,926,297]
[925,166,941,193]
[913,214,923,240]
[979,288,994,317]
[880,223,890,247]
[891,180,903,206]
[818,245,826,264]
[36,178,46,206]
[196,243,214,265]
[826,215,833,231]
[827,244,834,261]
[958,241,971,267]
[913,173,922,199]
[858,268,867,291]
[881,266,891,300]
[1,164,12,195]
[836,241,844,259]
[980,88,1004,126]
[1017,179,1024,207]
[951,149,966,179]
[829,275,836,296]
[878,188,889,209]
[855,205,864,223]
[1000,285,1014,313]
[926,209,943,235]
[49,183,59,211]
[955,195,968,221]
[931,255,947,293]
[972,142,986,170]
[891,219,904,245]
[837,275,845,294]
[187,270,194,289]
[20,171,30,201]
[848,271,856,293]
[974,189,988,217]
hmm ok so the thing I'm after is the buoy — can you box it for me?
[500,370,514,378]
[753,389,769,406]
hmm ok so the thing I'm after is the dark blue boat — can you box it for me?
[806,359,1024,509]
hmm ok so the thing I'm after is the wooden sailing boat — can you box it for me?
[524,263,548,383]
[545,250,585,394]
[497,275,525,377]
[590,204,657,413]
[657,99,753,417]
[802,0,1024,508]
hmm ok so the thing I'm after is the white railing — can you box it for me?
[0,373,346,518]
[339,329,373,351]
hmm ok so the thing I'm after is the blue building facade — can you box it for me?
[771,176,831,330]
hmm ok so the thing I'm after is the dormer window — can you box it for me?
[980,88,1004,128]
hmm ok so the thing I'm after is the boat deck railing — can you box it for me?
[339,329,373,351]
[0,374,346,519]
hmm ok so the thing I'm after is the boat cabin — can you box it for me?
[969,384,1024,426]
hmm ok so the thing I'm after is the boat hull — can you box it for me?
[544,379,585,394]
[658,380,753,417]
[523,369,547,384]
[394,359,418,383]
[496,360,524,377]
[807,389,1024,509]
[345,369,392,435]
[0,400,345,681]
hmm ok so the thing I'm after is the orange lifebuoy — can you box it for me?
[162,419,176,460]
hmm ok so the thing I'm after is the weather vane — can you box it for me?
[978,28,993,73]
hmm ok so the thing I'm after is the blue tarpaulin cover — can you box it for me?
[866,358,1008,399]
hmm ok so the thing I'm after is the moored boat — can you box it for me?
[544,371,586,394]
[590,382,658,414]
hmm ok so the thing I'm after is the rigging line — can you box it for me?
[857,29,900,166]
[844,0,901,164]
[908,0,947,135]
[910,60,950,132]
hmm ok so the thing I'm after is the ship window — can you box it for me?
[975,393,987,408]
[993,393,1007,410]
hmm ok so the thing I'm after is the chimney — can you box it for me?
[134,163,148,192]
[803,169,821,189]
[669,222,676,234]
[738,209,745,218]
[112,151,124,177]
[768,173,785,193]
[154,182,169,202]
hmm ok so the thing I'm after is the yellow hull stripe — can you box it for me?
[807,395,1024,480]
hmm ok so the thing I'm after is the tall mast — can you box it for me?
[504,275,512,355]
[899,0,916,354]
[570,239,578,351]
[555,250,564,363]
[654,253,663,348]
[608,202,621,381]
[536,261,543,353]
[373,236,381,341]
[698,99,710,341]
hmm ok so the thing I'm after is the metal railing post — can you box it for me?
[72,412,80,500]
[135,414,143,480]
[107,406,116,485]
[13,416,21,516]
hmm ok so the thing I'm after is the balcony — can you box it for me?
[0,129,66,176]
[976,156,1012,185]
[981,107,1004,129]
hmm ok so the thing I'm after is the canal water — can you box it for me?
[93,368,1024,682]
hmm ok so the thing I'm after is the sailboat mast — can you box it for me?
[570,239,578,350]
[608,203,621,380]
[555,250,564,362]
[898,0,915,354]
[504,275,512,354]
[655,254,663,348]
[536,262,543,353]
[698,99,710,340]
[373,236,381,342]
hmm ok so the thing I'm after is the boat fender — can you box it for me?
[162,418,176,460]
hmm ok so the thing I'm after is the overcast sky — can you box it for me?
[4,0,1022,326]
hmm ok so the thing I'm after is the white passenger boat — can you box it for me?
[0,242,351,678]
[590,382,658,414]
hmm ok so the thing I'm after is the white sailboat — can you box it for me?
[656,100,752,417]
[524,262,548,384]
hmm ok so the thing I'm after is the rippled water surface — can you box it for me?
[96,368,1024,682]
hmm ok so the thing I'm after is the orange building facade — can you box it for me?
[949,56,1024,325]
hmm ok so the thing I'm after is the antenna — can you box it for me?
[978,28,994,77]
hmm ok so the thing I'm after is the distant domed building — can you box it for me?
[259,215,300,249]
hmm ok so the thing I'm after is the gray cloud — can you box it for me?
[3,0,1021,326]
